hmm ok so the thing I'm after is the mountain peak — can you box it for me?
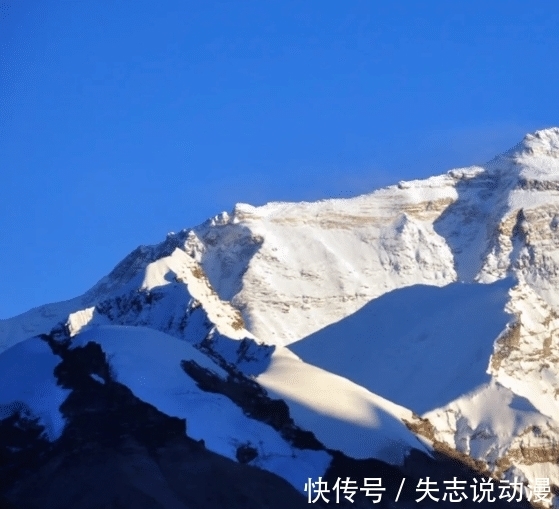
[521,127,559,153]
[502,127,559,162]
[477,127,559,186]
[3,126,559,507]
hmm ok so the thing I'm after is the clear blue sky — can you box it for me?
[1,0,558,319]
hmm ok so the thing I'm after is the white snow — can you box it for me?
[289,279,514,414]
[257,347,431,464]
[0,298,83,352]
[3,128,559,506]
[0,337,68,440]
[187,189,458,346]
[425,380,555,461]
[67,306,99,336]
[140,248,255,341]
[71,325,331,490]
[89,373,105,384]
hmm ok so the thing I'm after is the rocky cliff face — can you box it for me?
[184,127,559,506]
[2,128,559,507]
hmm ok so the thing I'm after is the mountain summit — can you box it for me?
[510,127,559,160]
[1,129,559,508]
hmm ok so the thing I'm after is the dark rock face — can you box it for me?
[181,360,534,509]
[0,332,537,509]
[0,335,315,509]
[0,410,50,491]
[236,443,258,464]
[181,359,323,451]
[3,435,321,509]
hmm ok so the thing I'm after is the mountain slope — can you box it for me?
[0,244,434,507]
[2,128,559,507]
[289,278,514,414]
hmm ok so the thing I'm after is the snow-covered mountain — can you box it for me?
[2,128,559,508]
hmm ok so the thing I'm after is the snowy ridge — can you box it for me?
[186,177,459,345]
[425,380,559,490]
[0,235,432,493]
[184,127,559,506]
[70,325,332,490]
[289,278,515,414]
[256,347,429,464]
[2,128,559,505]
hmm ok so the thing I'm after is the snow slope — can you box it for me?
[71,325,332,491]
[256,346,430,464]
[3,129,559,350]
[289,278,514,414]
[0,242,432,483]
[2,127,559,505]
[0,337,68,440]
[425,380,559,485]
[185,182,458,346]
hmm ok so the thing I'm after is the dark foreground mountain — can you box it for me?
[0,333,533,509]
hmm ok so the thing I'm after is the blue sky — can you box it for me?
[1,0,558,319]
